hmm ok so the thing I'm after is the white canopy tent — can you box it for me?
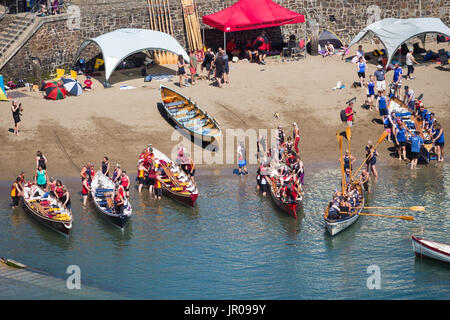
[73,28,190,81]
[348,18,450,67]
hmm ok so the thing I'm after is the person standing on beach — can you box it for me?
[392,63,403,97]
[394,121,408,161]
[405,48,419,80]
[345,101,355,127]
[357,57,367,88]
[201,48,214,80]
[213,51,225,88]
[237,141,248,176]
[432,123,445,162]
[36,151,47,170]
[377,90,388,120]
[374,65,386,92]
[221,48,230,84]
[11,100,22,136]
[366,75,375,111]
[177,54,189,88]
[403,86,415,111]
[189,50,198,85]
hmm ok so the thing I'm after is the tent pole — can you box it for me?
[224,32,226,51]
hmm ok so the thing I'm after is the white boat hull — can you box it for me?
[326,214,359,236]
[412,236,450,264]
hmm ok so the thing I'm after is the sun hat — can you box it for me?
[377,65,383,69]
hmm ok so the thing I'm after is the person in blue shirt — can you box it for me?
[357,57,367,88]
[394,121,411,161]
[377,89,388,120]
[393,63,403,98]
[424,112,435,131]
[432,123,445,162]
[409,133,423,169]
[366,75,375,111]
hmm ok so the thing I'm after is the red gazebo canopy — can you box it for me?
[202,0,305,33]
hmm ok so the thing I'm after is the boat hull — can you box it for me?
[324,184,364,236]
[159,85,222,141]
[325,212,359,236]
[90,172,132,229]
[162,187,198,207]
[267,177,300,219]
[22,198,72,236]
[412,236,450,264]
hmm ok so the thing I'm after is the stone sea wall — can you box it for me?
[1,0,449,80]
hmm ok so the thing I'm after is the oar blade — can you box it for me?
[400,216,415,221]
[346,126,351,141]
[410,206,425,211]
[377,130,389,144]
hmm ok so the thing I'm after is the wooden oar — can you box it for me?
[337,132,346,194]
[346,126,352,178]
[364,206,425,211]
[359,212,415,221]
[351,130,389,180]
[341,210,414,220]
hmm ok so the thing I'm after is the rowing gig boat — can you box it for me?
[267,176,301,219]
[324,183,364,236]
[412,236,450,264]
[22,183,73,235]
[159,85,222,142]
[151,147,199,207]
[90,172,132,228]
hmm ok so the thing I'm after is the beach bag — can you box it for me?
[340,109,348,122]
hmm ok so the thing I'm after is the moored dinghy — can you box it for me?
[412,236,450,264]
[22,183,73,235]
[90,172,132,228]
[141,146,199,207]
[159,85,222,142]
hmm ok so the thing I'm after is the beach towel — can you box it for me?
[119,86,136,90]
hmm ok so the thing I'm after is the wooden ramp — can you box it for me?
[0,259,124,299]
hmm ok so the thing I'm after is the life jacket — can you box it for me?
[55,186,64,198]
[121,176,129,188]
[11,184,17,197]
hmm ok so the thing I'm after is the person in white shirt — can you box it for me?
[405,48,419,80]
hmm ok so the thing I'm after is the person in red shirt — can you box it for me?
[226,38,240,59]
[83,75,93,90]
[345,101,355,127]
[120,171,130,198]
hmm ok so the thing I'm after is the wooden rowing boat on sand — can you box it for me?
[159,85,222,142]
[22,183,73,235]
[267,176,301,219]
[90,172,132,229]
[412,236,450,264]
[150,147,199,207]
[324,183,364,236]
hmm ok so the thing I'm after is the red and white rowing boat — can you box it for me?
[411,236,450,264]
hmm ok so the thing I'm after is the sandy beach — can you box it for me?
[1,43,449,180]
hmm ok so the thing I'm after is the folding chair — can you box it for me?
[70,70,77,80]
[281,40,299,62]
[53,68,65,81]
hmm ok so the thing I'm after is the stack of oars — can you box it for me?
[147,0,178,64]
[181,0,203,51]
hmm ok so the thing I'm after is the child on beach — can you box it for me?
[83,75,93,90]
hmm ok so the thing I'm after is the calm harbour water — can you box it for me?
[0,162,449,299]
